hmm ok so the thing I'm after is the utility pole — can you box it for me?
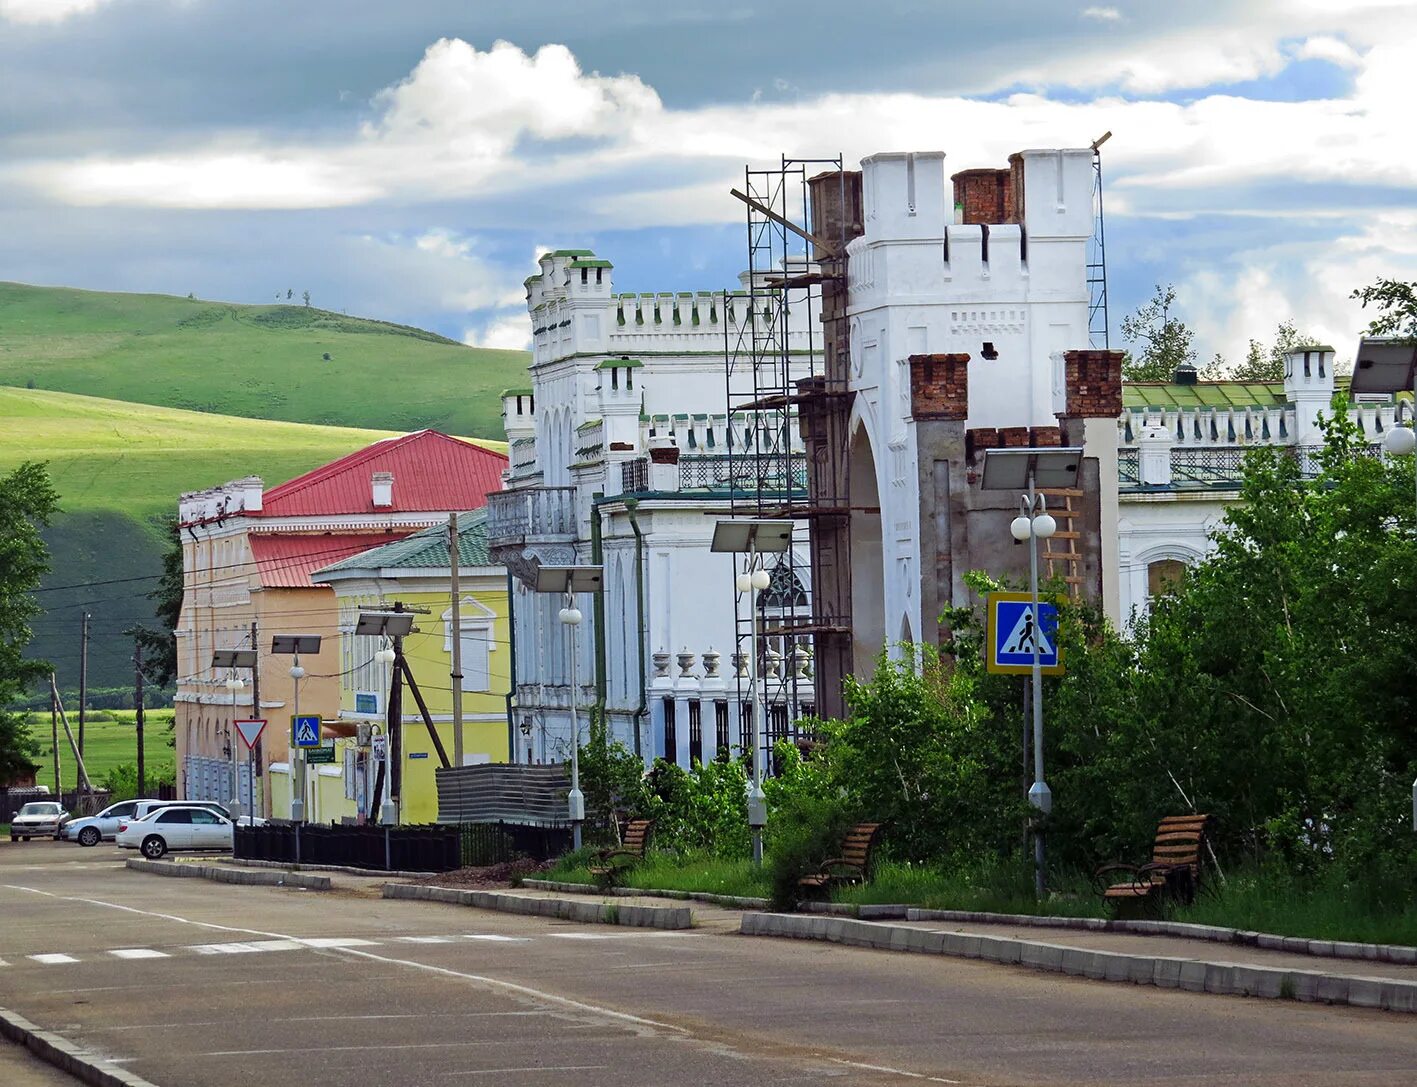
[77,612,90,760]
[449,514,464,769]
[389,601,405,824]
[134,643,146,798]
[250,621,263,818]
[49,673,61,796]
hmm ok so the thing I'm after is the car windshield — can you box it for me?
[19,803,60,816]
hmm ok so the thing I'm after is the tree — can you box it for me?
[1120,284,1198,382]
[287,288,293,301]
[0,462,59,783]
[125,517,181,688]
[1228,320,1322,382]
[302,290,311,308]
[1352,278,1417,342]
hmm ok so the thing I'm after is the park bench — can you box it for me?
[797,822,883,898]
[588,818,653,881]
[1095,813,1211,911]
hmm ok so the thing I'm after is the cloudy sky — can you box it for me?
[2,0,1414,364]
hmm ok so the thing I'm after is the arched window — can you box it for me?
[1147,558,1187,598]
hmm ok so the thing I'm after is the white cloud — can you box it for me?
[1080,6,1122,21]
[0,0,111,23]
[465,313,531,351]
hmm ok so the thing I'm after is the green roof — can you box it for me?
[501,388,533,398]
[321,510,492,573]
[568,258,613,269]
[552,249,595,257]
[1123,381,1287,410]
[595,357,644,369]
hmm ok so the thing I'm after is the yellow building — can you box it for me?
[310,510,511,824]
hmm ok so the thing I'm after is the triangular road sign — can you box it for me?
[1000,605,1054,659]
[234,719,267,750]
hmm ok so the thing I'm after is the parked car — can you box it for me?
[116,805,234,859]
[190,801,267,827]
[61,799,155,846]
[10,801,71,841]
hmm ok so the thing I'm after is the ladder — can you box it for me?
[1038,488,1083,598]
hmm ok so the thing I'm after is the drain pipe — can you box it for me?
[505,569,518,762]
[624,499,648,760]
[590,492,608,744]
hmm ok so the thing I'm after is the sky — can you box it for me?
[2,0,1415,367]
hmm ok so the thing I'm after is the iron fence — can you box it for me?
[621,458,648,494]
[457,821,572,867]
[1117,448,1139,485]
[234,823,461,872]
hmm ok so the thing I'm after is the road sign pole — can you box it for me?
[291,654,304,824]
[1026,469,1050,899]
[248,748,254,829]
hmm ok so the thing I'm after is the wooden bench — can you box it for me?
[797,823,883,898]
[1095,814,1210,910]
[588,819,653,881]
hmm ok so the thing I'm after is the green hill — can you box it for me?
[0,282,530,436]
[0,387,501,700]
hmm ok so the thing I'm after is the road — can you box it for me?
[1,841,1414,1087]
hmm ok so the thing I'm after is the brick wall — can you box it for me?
[951,168,1016,225]
[1059,350,1124,418]
[908,353,970,420]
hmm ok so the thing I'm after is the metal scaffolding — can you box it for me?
[1087,135,1112,350]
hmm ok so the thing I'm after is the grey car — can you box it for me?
[61,799,152,846]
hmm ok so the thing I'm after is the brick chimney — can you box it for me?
[951,168,1016,225]
[908,353,970,420]
[1058,350,1124,419]
[371,471,394,508]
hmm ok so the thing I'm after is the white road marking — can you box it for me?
[442,1065,610,1077]
[298,937,378,949]
[828,1057,964,1084]
[462,934,529,943]
[396,935,455,944]
[109,949,169,960]
[29,953,79,964]
[188,940,304,955]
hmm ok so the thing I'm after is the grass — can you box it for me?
[22,709,175,793]
[834,860,1105,919]
[550,850,771,900]
[0,282,530,438]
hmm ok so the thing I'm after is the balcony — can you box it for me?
[486,486,578,549]
[619,453,808,498]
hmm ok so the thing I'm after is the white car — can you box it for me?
[61,799,150,846]
[116,805,234,859]
[10,802,70,841]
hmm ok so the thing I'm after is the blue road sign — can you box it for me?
[985,592,1063,676]
[292,715,322,747]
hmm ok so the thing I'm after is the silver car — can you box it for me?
[61,799,149,846]
[10,801,70,841]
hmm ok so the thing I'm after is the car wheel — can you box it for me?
[8,835,15,842]
[140,835,167,859]
[78,826,101,847]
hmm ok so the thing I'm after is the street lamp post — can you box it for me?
[711,520,793,867]
[269,634,322,823]
[982,448,1084,898]
[534,566,604,852]
[212,648,258,821]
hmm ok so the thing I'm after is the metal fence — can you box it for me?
[234,824,461,872]
[1117,448,1139,485]
[457,821,572,867]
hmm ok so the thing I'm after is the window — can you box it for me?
[157,809,193,824]
[110,803,136,818]
[714,701,729,760]
[1148,559,1188,598]
[688,701,703,765]
[460,627,492,692]
[663,696,676,761]
[190,809,221,824]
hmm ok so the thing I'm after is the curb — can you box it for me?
[522,878,767,910]
[223,857,434,879]
[125,858,330,890]
[904,908,1417,966]
[0,1006,163,1087]
[385,883,692,929]
[740,913,1417,1014]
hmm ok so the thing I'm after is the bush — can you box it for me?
[764,742,856,909]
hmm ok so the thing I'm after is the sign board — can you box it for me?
[985,592,1064,676]
[354,692,379,715]
[291,715,322,747]
[233,719,267,751]
[305,743,336,765]
[409,752,429,760]
[371,735,388,762]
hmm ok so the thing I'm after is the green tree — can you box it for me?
[125,517,181,687]
[0,462,60,783]
[1352,278,1417,342]
[1228,320,1322,382]
[1120,284,1199,382]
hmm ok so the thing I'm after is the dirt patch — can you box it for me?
[403,859,554,888]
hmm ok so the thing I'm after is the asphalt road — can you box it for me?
[1,840,1414,1087]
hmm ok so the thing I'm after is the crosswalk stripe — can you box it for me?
[462,935,530,943]
[29,953,79,964]
[298,938,378,949]
[397,936,455,944]
[109,949,169,960]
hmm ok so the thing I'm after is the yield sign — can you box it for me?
[234,719,267,750]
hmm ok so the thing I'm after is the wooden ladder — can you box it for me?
[1038,487,1083,598]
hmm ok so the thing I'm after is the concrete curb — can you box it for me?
[222,857,433,879]
[522,878,767,910]
[904,908,1417,966]
[125,858,330,890]
[741,913,1417,1014]
[0,1006,163,1087]
[385,883,692,929]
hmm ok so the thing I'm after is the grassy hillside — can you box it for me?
[0,282,530,437]
[0,387,496,695]
[23,711,176,794]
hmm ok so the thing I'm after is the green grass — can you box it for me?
[550,850,771,900]
[23,710,175,793]
[0,282,530,437]
[833,860,1105,919]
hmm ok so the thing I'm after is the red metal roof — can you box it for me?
[255,430,507,518]
[248,533,410,589]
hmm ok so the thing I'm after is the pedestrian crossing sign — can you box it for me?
[291,715,322,747]
[985,592,1064,676]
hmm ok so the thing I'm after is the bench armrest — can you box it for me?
[594,847,642,864]
[814,857,864,877]
[1092,862,1143,894]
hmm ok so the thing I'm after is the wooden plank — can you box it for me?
[730,188,838,254]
